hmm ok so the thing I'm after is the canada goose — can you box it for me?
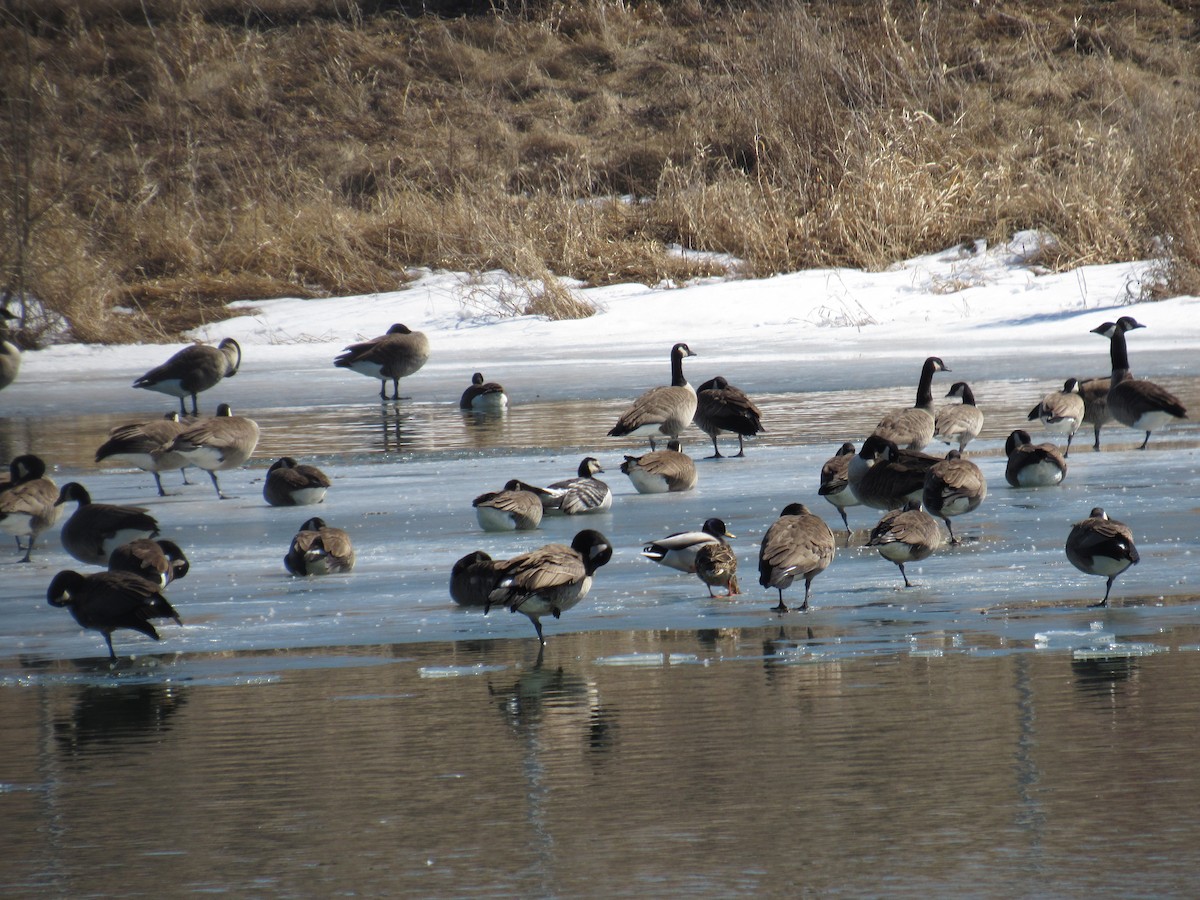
[866,500,942,587]
[849,435,940,510]
[641,517,734,574]
[1028,378,1086,457]
[693,376,764,458]
[608,342,698,450]
[1092,317,1187,449]
[757,503,836,613]
[449,550,502,607]
[922,450,987,545]
[695,540,740,598]
[1065,507,1139,607]
[0,455,60,563]
[459,372,508,411]
[56,482,160,566]
[0,311,19,390]
[619,440,697,494]
[132,337,241,416]
[872,356,950,450]
[47,569,182,660]
[525,457,612,516]
[933,381,984,452]
[95,412,192,496]
[473,480,544,531]
[284,516,356,575]
[484,529,613,643]
[818,442,860,535]
[263,456,331,507]
[108,538,190,587]
[162,403,260,499]
[1004,429,1067,487]
[1078,376,1111,450]
[334,323,430,401]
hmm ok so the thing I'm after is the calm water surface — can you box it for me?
[2,355,1199,896]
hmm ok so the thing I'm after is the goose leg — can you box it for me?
[771,589,788,614]
[944,518,959,545]
[152,471,167,497]
[707,434,723,459]
[206,470,230,500]
[1139,431,1151,450]
[898,562,912,588]
[189,393,199,416]
[735,435,746,457]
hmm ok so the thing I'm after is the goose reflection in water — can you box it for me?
[54,682,186,759]
[490,659,616,754]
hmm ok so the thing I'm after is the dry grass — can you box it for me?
[1,0,1199,344]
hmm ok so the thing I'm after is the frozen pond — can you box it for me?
[2,346,1199,896]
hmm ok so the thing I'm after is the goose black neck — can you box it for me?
[960,384,976,406]
[915,359,937,410]
[670,348,688,387]
[1108,328,1132,379]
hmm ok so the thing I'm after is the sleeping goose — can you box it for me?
[642,517,734,574]
[872,356,950,450]
[95,412,192,496]
[161,403,260,500]
[1065,507,1139,607]
[523,457,612,516]
[263,456,331,507]
[693,376,764,458]
[620,440,697,494]
[47,569,183,660]
[757,503,836,613]
[132,337,241,416]
[1092,317,1187,449]
[1027,378,1086,457]
[459,372,508,411]
[849,435,940,511]
[1004,429,1067,487]
[55,482,160,566]
[817,442,860,536]
[449,550,502,607]
[483,529,613,643]
[922,450,987,545]
[473,480,544,532]
[608,342,697,450]
[866,500,942,588]
[334,323,430,401]
[0,455,60,563]
[284,517,356,575]
[933,382,984,452]
[108,538,190,587]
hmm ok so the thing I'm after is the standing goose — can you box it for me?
[473,480,544,532]
[525,457,612,516]
[162,403,260,500]
[757,503,836,613]
[263,456,331,507]
[1004,429,1068,487]
[641,517,735,574]
[693,376,765,458]
[334,323,430,402]
[818,442,861,536]
[47,569,182,660]
[1027,378,1086,457]
[619,440,697,494]
[56,482,160,566]
[484,529,613,644]
[695,537,740,598]
[1066,507,1139,607]
[459,372,508,411]
[872,356,950,450]
[284,517,356,575]
[0,455,60,563]
[933,381,984,452]
[94,412,192,496]
[849,435,940,511]
[132,337,241,416]
[449,550,502,607]
[108,538,190,587]
[866,500,942,588]
[922,450,987,545]
[608,342,698,450]
[1078,376,1112,451]
[1092,317,1187,449]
